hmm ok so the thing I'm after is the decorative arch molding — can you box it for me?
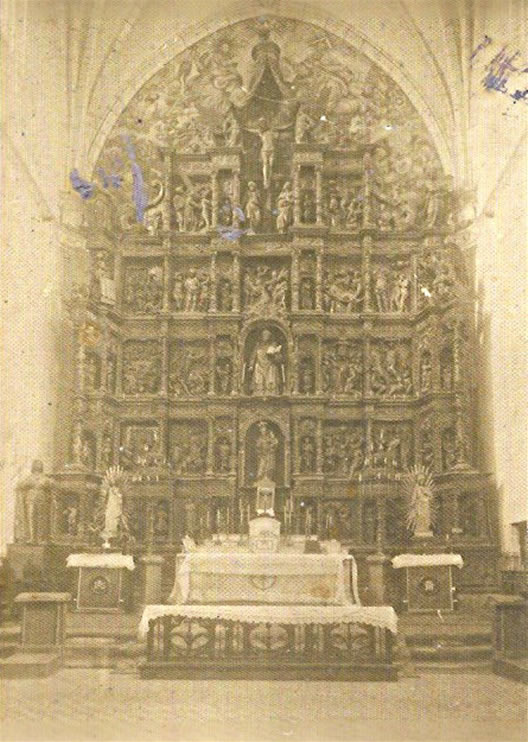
[86,0,456,179]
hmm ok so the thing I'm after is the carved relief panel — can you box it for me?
[169,420,208,475]
[122,262,163,314]
[323,422,364,476]
[122,341,162,394]
[368,422,413,471]
[369,340,413,398]
[172,176,213,233]
[242,259,290,317]
[323,258,363,313]
[370,258,412,314]
[172,261,210,313]
[322,339,363,397]
[326,176,363,231]
[169,340,209,397]
[120,423,163,471]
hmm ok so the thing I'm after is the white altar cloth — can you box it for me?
[392,553,463,569]
[169,552,355,606]
[138,604,398,637]
[66,553,135,570]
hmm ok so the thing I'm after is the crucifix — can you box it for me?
[244,116,293,189]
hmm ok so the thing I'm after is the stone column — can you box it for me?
[292,418,300,474]
[209,253,217,313]
[366,552,389,605]
[316,419,324,474]
[162,255,170,312]
[362,236,372,311]
[208,337,216,396]
[315,252,323,311]
[206,418,214,475]
[232,253,241,312]
[293,166,301,226]
[232,171,241,217]
[160,324,169,396]
[291,250,300,311]
[160,150,172,232]
[184,501,196,537]
[363,334,371,398]
[315,166,324,226]
[211,173,219,228]
[410,253,419,313]
[453,321,471,469]
[362,152,374,229]
[139,554,164,605]
[315,336,323,395]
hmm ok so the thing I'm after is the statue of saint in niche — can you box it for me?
[248,328,284,395]
[255,422,279,482]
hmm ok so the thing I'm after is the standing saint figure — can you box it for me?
[405,465,435,538]
[100,466,128,548]
[255,422,279,482]
[249,328,283,395]
[245,181,262,233]
[15,460,53,543]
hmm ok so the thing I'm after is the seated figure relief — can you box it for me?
[369,343,413,397]
[169,345,209,396]
[323,269,363,313]
[243,265,289,316]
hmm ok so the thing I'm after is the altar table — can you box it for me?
[168,552,357,606]
[138,603,397,680]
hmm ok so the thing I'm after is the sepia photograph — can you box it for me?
[0,0,526,740]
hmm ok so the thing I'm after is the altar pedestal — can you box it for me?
[14,592,71,651]
[67,553,135,612]
[392,554,463,613]
[0,592,72,678]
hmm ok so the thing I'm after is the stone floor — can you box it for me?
[1,669,526,742]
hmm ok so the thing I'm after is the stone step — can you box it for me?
[64,636,144,668]
[410,644,492,662]
[0,624,20,643]
[0,642,17,658]
[0,652,63,678]
[413,660,492,674]
[405,631,492,646]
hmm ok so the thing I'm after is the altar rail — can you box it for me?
[139,615,396,680]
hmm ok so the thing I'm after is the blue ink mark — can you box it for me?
[122,134,148,222]
[97,168,122,189]
[233,206,246,223]
[69,169,95,200]
[482,46,520,93]
[511,88,528,102]
[217,226,247,241]
[470,34,492,62]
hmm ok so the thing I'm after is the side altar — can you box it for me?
[139,515,397,680]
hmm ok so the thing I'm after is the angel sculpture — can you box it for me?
[404,464,435,538]
[100,466,129,549]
